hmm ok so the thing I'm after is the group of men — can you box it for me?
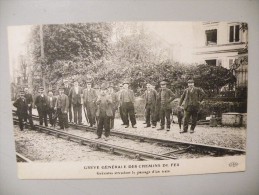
[13,78,205,139]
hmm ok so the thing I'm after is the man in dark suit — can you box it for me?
[116,83,126,125]
[96,83,113,140]
[83,80,98,127]
[64,80,72,123]
[156,81,175,131]
[35,87,48,126]
[13,90,30,131]
[143,83,157,128]
[24,87,34,128]
[46,91,57,127]
[108,83,118,129]
[179,79,205,133]
[69,80,83,125]
[56,86,69,130]
[120,79,137,128]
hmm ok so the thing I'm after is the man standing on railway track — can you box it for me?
[120,79,137,128]
[95,83,113,140]
[35,87,48,127]
[83,80,98,127]
[69,80,83,125]
[24,87,34,129]
[156,80,175,131]
[143,83,157,128]
[47,91,57,127]
[117,83,126,125]
[13,90,31,131]
[178,79,205,134]
[55,86,69,130]
[108,83,118,129]
[64,80,73,123]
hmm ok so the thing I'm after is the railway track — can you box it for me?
[16,152,31,163]
[13,111,245,157]
[13,118,176,161]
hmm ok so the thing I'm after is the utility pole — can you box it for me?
[39,24,46,92]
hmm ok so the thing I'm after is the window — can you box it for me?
[229,25,240,42]
[205,59,217,66]
[205,29,217,45]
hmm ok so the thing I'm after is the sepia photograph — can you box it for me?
[8,21,247,179]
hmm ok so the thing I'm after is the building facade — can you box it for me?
[193,22,247,69]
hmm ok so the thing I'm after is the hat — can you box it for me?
[160,81,167,85]
[94,85,100,89]
[119,83,123,87]
[38,86,44,91]
[19,89,25,94]
[59,84,65,90]
[100,83,108,90]
[86,80,92,84]
[187,79,194,83]
[123,79,130,84]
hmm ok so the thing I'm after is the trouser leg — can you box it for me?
[73,104,78,124]
[38,109,43,125]
[104,116,111,137]
[43,110,48,126]
[128,102,136,126]
[97,115,104,137]
[122,103,129,125]
[110,110,115,129]
[183,110,191,132]
[57,109,64,129]
[78,104,82,123]
[68,105,72,122]
[190,109,198,131]
[18,116,24,130]
[160,108,165,128]
[119,106,126,124]
[145,105,151,126]
[165,109,171,129]
[63,113,69,128]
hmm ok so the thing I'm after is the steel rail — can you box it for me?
[13,118,176,161]
[13,111,246,156]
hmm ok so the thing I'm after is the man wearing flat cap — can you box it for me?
[156,80,175,131]
[95,83,113,140]
[35,86,48,127]
[120,79,137,128]
[13,90,31,131]
[55,85,69,130]
[83,80,98,127]
[143,83,157,128]
[178,79,205,134]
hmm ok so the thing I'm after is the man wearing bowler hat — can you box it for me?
[83,80,98,127]
[120,79,137,128]
[156,80,175,131]
[55,85,69,130]
[69,80,83,125]
[178,79,205,134]
[35,86,48,126]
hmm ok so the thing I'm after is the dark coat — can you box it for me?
[143,89,157,108]
[69,86,83,105]
[47,96,57,109]
[96,95,113,117]
[24,93,33,105]
[157,88,175,109]
[83,88,97,104]
[179,87,205,110]
[35,94,48,111]
[13,97,28,117]
[109,91,119,110]
[56,94,69,113]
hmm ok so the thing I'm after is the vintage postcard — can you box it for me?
[8,21,247,179]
